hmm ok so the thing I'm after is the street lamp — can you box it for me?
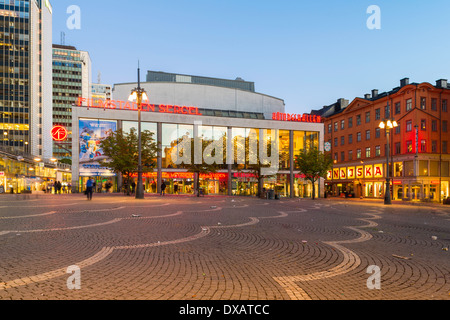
[128,65,149,200]
[379,119,398,205]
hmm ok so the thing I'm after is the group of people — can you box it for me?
[44,181,71,194]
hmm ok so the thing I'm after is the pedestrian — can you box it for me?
[86,177,94,201]
[161,181,166,196]
[131,181,136,194]
[174,183,179,195]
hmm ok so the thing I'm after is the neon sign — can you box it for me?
[51,126,68,142]
[272,112,322,123]
[77,98,202,116]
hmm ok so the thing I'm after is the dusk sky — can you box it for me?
[52,0,450,114]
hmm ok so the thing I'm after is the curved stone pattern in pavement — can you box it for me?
[0,195,448,300]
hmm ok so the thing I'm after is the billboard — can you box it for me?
[79,119,117,177]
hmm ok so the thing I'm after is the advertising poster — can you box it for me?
[79,119,117,177]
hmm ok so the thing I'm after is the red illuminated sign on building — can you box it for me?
[77,98,202,116]
[272,112,322,124]
[51,126,68,142]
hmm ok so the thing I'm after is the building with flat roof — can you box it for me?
[52,44,92,161]
[72,72,324,198]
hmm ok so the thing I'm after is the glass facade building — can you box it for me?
[73,113,323,198]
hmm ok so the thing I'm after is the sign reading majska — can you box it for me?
[77,98,202,116]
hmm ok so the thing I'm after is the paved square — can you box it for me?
[0,194,449,300]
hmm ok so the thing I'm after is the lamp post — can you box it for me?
[379,119,398,205]
[128,65,149,200]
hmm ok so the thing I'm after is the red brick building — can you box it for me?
[312,78,450,202]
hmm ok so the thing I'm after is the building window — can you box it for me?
[357,132,362,142]
[365,112,371,123]
[328,124,332,134]
[406,120,412,132]
[334,138,338,147]
[375,145,381,157]
[334,122,338,132]
[341,152,345,162]
[421,140,427,153]
[443,141,448,154]
[334,153,338,162]
[421,119,426,131]
[356,115,361,126]
[375,109,381,120]
[341,136,345,146]
[406,99,413,112]
[443,100,448,112]
[395,124,401,135]
[385,105,390,118]
[432,120,438,132]
[365,147,371,158]
[395,142,401,155]
[366,130,371,141]
[348,117,353,128]
[432,140,437,153]
[395,102,401,115]
[348,134,353,144]
[420,97,427,110]
[431,98,437,111]
[375,128,381,139]
[357,149,362,159]
[443,121,448,133]
[341,120,345,130]
[348,150,353,161]
[406,140,413,153]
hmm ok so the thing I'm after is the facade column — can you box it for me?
[157,122,162,194]
[289,130,294,198]
[227,127,233,196]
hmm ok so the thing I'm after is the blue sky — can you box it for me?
[52,0,450,114]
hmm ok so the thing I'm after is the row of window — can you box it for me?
[329,99,449,133]
[334,140,449,163]
[330,119,449,144]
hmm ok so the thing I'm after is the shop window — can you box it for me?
[394,162,403,177]
[430,161,439,176]
[419,160,428,176]
[442,162,450,177]
[404,161,414,177]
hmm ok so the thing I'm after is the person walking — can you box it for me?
[86,178,94,201]
[161,181,166,196]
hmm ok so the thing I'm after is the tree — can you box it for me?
[295,147,333,200]
[99,128,159,195]
[175,135,226,197]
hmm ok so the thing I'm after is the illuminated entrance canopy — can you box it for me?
[77,97,202,116]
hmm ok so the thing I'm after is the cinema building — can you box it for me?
[71,71,324,198]
[313,78,450,203]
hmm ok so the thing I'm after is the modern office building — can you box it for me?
[313,78,450,203]
[0,0,64,194]
[0,0,52,158]
[52,44,91,160]
[72,72,324,198]
[91,83,112,103]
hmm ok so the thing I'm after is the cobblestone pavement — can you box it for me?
[0,194,449,300]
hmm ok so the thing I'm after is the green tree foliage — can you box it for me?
[295,147,333,200]
[100,128,159,194]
